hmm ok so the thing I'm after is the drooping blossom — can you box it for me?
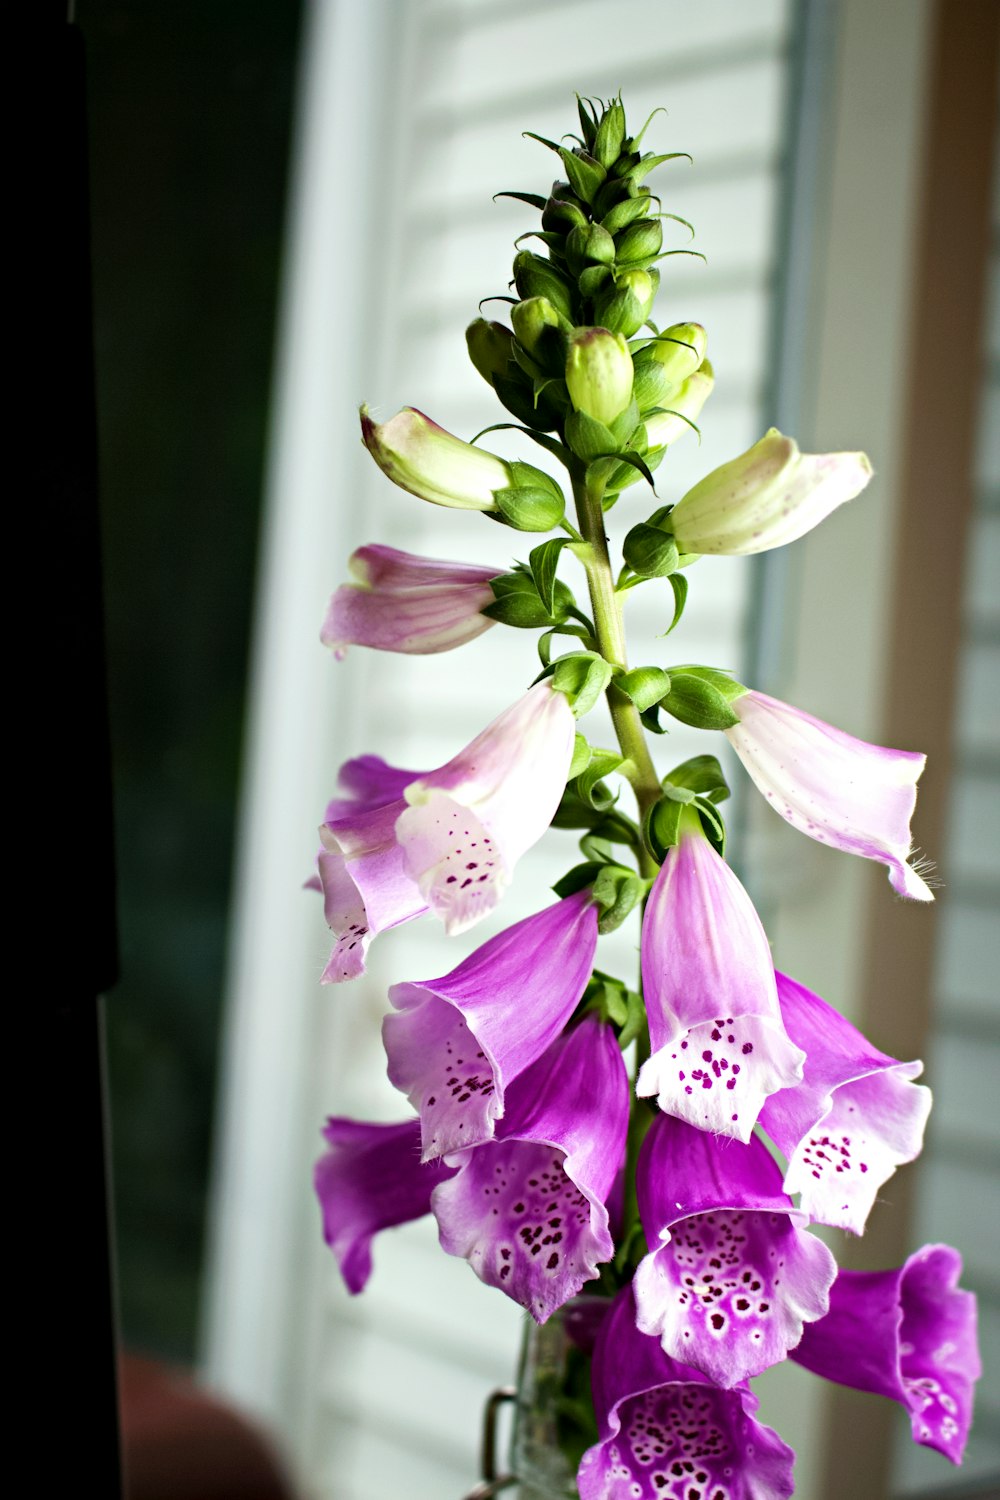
[432,1016,628,1323]
[636,820,804,1140]
[724,688,933,900]
[361,405,514,511]
[395,680,576,935]
[633,1114,836,1387]
[313,1117,455,1294]
[666,428,872,556]
[759,971,931,1233]
[792,1244,980,1464]
[383,890,599,1160]
[577,1283,796,1500]
[321,543,499,658]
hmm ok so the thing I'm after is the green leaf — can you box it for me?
[644,797,684,862]
[523,130,563,155]
[576,95,599,151]
[494,189,547,209]
[564,409,617,461]
[529,537,569,615]
[616,666,671,713]
[576,748,624,808]
[694,795,727,858]
[603,449,657,490]
[640,703,667,733]
[569,733,592,779]
[664,754,731,803]
[593,867,645,934]
[552,861,603,898]
[661,573,688,635]
[551,651,614,717]
[617,986,647,1049]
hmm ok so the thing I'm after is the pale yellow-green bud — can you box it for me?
[361,405,511,511]
[565,327,634,426]
[645,323,708,388]
[644,361,715,449]
[667,427,874,555]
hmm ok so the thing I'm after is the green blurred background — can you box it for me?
[83,0,302,1360]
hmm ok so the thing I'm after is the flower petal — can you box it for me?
[322,544,498,656]
[725,689,933,900]
[577,1284,796,1500]
[637,827,804,1139]
[324,754,426,822]
[314,1117,456,1294]
[361,405,510,510]
[383,890,599,1159]
[759,972,931,1233]
[668,428,872,556]
[792,1244,980,1464]
[396,681,575,934]
[432,1017,628,1322]
[634,1115,836,1386]
[319,801,428,982]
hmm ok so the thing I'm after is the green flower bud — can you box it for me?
[361,405,512,511]
[600,192,653,235]
[542,190,588,235]
[493,460,566,532]
[643,322,708,387]
[667,427,874,556]
[644,360,715,448]
[661,667,746,731]
[511,296,562,355]
[566,222,616,276]
[465,318,513,388]
[614,217,663,265]
[622,521,679,578]
[593,99,627,169]
[593,269,656,338]
[565,327,634,426]
[512,250,575,320]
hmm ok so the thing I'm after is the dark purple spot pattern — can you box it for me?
[434,1138,606,1323]
[601,1384,738,1500]
[645,1208,833,1386]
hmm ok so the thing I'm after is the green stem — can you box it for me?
[571,473,661,867]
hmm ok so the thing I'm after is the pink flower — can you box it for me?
[759,972,931,1234]
[725,689,933,900]
[636,820,804,1140]
[321,543,498,657]
[395,680,576,935]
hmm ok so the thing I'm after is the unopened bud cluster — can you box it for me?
[466,96,713,497]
